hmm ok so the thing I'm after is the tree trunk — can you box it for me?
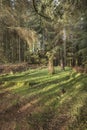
[0,0,2,9]
[60,48,65,70]
[60,59,65,70]
[48,57,55,74]
[63,28,66,66]
[18,36,21,63]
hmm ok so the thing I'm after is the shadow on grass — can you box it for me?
[27,81,87,130]
[0,67,70,82]
[0,68,48,82]
[11,74,70,97]
[68,98,87,130]
[0,68,87,130]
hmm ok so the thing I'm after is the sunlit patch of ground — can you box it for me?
[0,67,87,130]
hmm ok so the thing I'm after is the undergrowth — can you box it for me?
[0,67,87,130]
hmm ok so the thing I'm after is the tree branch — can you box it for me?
[32,0,52,21]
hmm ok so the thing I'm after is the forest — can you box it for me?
[0,0,87,130]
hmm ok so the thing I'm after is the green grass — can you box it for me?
[0,67,87,130]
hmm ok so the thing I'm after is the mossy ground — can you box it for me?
[0,67,87,130]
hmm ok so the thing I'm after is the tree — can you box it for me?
[0,0,87,71]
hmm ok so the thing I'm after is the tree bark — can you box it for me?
[48,56,55,74]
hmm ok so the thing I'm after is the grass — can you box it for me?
[0,67,87,130]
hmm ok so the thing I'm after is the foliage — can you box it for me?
[0,0,87,67]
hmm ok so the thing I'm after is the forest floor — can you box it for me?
[0,67,87,130]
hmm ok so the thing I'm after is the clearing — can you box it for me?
[0,67,87,130]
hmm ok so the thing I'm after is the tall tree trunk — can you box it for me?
[18,36,21,63]
[63,28,66,66]
[48,54,55,74]
[11,38,14,63]
[61,48,65,70]
[63,39,66,66]
[0,0,2,9]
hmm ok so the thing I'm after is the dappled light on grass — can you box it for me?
[0,81,25,93]
[0,67,87,130]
